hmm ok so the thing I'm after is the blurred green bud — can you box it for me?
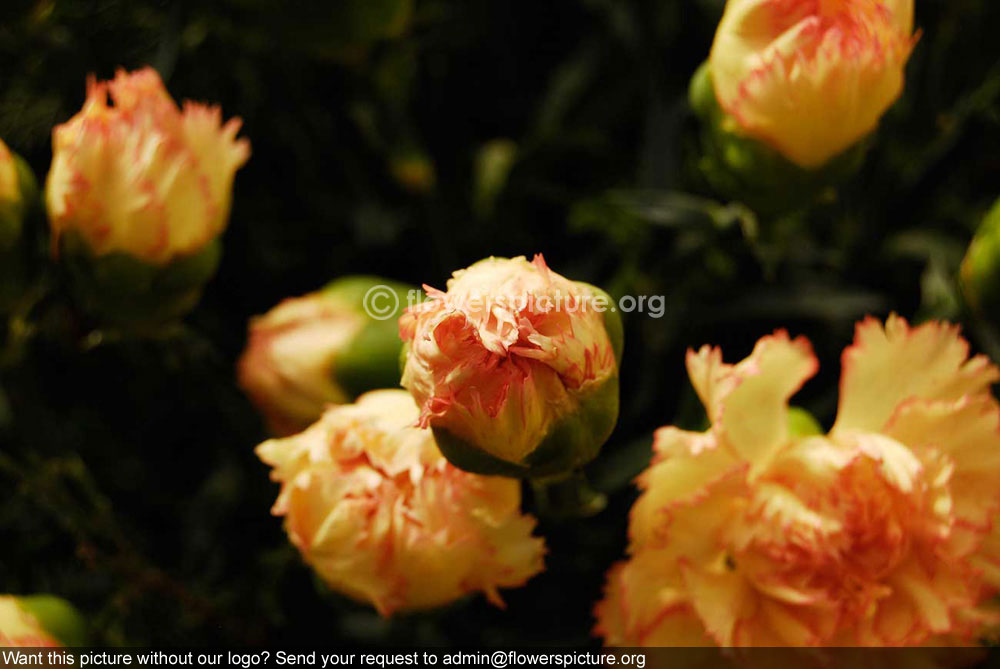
[399,256,623,479]
[689,62,866,217]
[389,151,436,194]
[1,594,87,647]
[0,141,38,315]
[473,139,518,218]
[238,276,416,436]
[787,406,823,438]
[961,198,1000,316]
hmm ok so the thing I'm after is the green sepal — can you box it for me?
[432,374,620,480]
[58,231,221,328]
[689,61,867,217]
[325,276,417,398]
[16,595,88,647]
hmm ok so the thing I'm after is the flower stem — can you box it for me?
[530,469,607,520]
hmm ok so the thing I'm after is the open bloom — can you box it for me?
[239,277,411,436]
[709,0,917,168]
[47,67,250,264]
[0,597,60,647]
[399,255,621,478]
[596,315,1000,646]
[257,389,545,615]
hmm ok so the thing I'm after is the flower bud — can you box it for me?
[256,389,545,615]
[0,139,38,314]
[46,67,250,325]
[690,63,866,216]
[0,595,86,647]
[399,255,623,479]
[239,277,414,436]
[708,0,916,170]
[961,198,1000,316]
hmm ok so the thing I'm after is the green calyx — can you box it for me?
[16,594,88,647]
[58,231,222,328]
[434,369,620,480]
[689,62,867,217]
[326,276,416,398]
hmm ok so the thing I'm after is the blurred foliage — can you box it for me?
[0,0,999,647]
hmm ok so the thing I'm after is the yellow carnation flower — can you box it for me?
[596,316,1000,646]
[399,255,621,478]
[709,0,917,168]
[47,67,250,264]
[239,277,413,436]
[257,389,545,615]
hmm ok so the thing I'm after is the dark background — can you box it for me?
[1,0,999,645]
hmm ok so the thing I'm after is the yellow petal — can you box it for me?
[834,315,999,435]
[682,564,755,646]
[884,396,1000,533]
[687,331,818,475]
[709,0,916,167]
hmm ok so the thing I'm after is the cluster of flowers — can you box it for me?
[4,0,1000,651]
[246,255,623,613]
[241,275,1000,647]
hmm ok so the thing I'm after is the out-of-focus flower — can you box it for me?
[473,139,518,218]
[0,139,31,247]
[399,255,622,479]
[238,276,413,436]
[256,389,545,615]
[596,316,1000,647]
[961,198,1000,317]
[0,138,38,314]
[48,67,249,263]
[46,67,249,324]
[708,0,916,169]
[0,595,86,647]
